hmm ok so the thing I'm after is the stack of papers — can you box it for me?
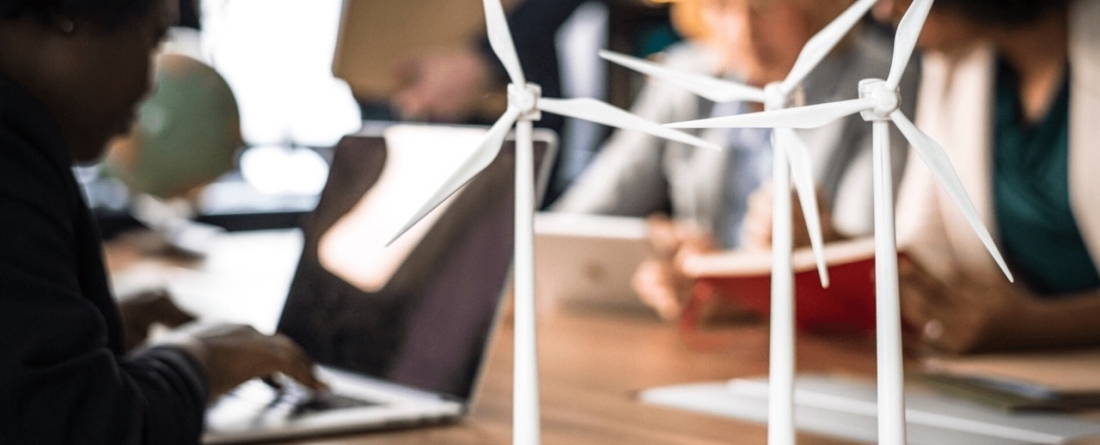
[921,349,1100,412]
[639,374,1100,445]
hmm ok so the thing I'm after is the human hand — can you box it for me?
[153,322,327,401]
[742,184,837,251]
[632,216,717,321]
[898,257,1034,355]
[633,258,695,321]
[872,0,899,24]
[117,288,196,352]
[391,47,495,121]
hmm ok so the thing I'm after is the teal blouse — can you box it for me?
[994,59,1100,297]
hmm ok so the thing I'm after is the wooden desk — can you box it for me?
[104,230,874,445]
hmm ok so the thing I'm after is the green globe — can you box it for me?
[106,53,242,199]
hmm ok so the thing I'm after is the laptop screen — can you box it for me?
[277,127,554,401]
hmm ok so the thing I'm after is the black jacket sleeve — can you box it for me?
[0,83,208,445]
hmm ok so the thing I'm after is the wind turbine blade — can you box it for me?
[666,98,875,130]
[483,0,526,85]
[599,50,767,103]
[538,97,720,150]
[777,129,829,287]
[386,108,521,246]
[890,110,1014,281]
[781,0,878,94]
[885,0,932,90]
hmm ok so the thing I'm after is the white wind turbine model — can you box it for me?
[600,0,876,443]
[387,1,717,444]
[667,0,1014,443]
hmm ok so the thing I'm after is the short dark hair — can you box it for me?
[0,0,158,28]
[932,0,1071,28]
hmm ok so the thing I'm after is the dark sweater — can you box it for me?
[0,76,208,444]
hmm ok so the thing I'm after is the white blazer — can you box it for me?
[897,0,1100,287]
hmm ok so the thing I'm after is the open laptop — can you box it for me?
[534,213,656,314]
[202,124,557,443]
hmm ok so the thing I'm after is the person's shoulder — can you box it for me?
[0,123,75,219]
[622,42,719,121]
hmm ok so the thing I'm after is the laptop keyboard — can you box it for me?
[215,376,379,419]
[272,378,379,418]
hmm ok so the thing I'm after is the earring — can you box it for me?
[58,18,75,34]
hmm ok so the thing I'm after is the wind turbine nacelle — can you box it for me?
[508,83,543,121]
[858,79,901,122]
[762,83,803,111]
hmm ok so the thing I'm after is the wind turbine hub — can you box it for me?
[858,79,899,122]
[763,83,788,111]
[508,83,543,120]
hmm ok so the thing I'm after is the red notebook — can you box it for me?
[681,238,890,335]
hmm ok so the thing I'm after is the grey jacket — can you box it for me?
[554,29,918,247]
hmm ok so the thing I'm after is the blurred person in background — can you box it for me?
[893,0,1100,354]
[551,0,916,321]
[391,0,674,205]
[0,0,324,443]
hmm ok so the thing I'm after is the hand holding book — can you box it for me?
[681,237,882,335]
[897,257,1036,355]
[631,216,718,321]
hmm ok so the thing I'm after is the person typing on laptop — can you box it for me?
[0,1,324,444]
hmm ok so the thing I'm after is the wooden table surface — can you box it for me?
[104,230,880,445]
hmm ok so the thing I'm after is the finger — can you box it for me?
[898,257,949,306]
[744,205,771,230]
[271,334,328,392]
[897,265,957,355]
[653,292,684,321]
[672,219,705,240]
[901,325,925,357]
[674,277,696,310]
[744,187,775,249]
[747,186,774,216]
[631,261,659,302]
[663,258,695,306]
[634,262,673,307]
[678,237,716,258]
[632,261,683,320]
[390,91,423,119]
[674,222,717,254]
[899,270,942,345]
[742,214,772,251]
[646,215,680,257]
[898,271,932,326]
[640,285,682,321]
[151,294,196,327]
[261,375,284,391]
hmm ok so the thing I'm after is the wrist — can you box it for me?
[993,287,1100,351]
[1004,294,1047,349]
[1026,291,1100,349]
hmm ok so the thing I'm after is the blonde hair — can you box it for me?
[669,0,709,40]
[671,0,857,41]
